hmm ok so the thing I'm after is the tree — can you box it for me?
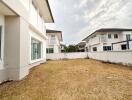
[64,45,79,52]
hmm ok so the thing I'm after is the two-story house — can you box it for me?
[76,41,86,52]
[0,0,54,83]
[46,29,63,53]
[83,28,132,52]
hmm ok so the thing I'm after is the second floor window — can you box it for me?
[114,34,118,39]
[126,34,131,40]
[50,35,56,44]
[108,34,111,39]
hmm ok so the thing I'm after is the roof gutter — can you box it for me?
[46,0,54,23]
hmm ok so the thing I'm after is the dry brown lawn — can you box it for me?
[0,59,132,100]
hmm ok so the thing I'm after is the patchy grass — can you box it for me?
[0,59,132,100]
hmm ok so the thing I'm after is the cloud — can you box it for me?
[79,0,132,40]
[47,0,132,44]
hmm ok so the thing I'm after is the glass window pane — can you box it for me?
[31,38,42,60]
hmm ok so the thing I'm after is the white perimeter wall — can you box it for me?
[47,51,132,66]
[88,51,132,66]
[47,52,88,60]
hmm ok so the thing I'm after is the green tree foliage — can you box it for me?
[64,45,79,52]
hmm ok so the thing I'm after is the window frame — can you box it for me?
[103,46,112,51]
[93,47,97,52]
[0,26,2,60]
[121,44,127,50]
[126,34,131,40]
[114,34,118,39]
[46,48,54,54]
[108,34,111,39]
[31,38,42,61]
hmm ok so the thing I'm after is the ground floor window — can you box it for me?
[93,47,97,52]
[121,44,127,50]
[31,38,42,60]
[0,26,2,59]
[103,46,111,51]
[46,48,54,53]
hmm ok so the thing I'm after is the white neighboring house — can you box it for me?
[46,29,63,53]
[0,0,54,83]
[76,41,86,52]
[83,28,132,52]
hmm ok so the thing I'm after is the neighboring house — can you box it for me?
[46,29,63,53]
[0,0,54,83]
[83,28,132,52]
[76,41,86,52]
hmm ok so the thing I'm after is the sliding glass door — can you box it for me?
[31,38,42,60]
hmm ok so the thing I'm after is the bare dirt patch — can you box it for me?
[0,59,132,100]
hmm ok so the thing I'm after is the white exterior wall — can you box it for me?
[19,0,30,10]
[88,51,132,66]
[47,33,61,53]
[47,52,88,60]
[129,41,132,50]
[0,0,49,83]
[89,35,100,45]
[86,31,132,52]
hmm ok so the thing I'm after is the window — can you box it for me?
[114,34,118,39]
[121,44,127,50]
[103,46,111,51]
[50,35,56,44]
[93,47,97,52]
[108,34,111,39]
[126,34,131,40]
[0,26,2,59]
[31,38,42,60]
[46,48,54,53]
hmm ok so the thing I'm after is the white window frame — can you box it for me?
[30,37,43,64]
[0,25,4,69]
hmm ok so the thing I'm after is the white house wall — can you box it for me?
[0,0,51,83]
[86,31,132,52]
[129,41,132,50]
[47,33,61,53]
[88,51,132,66]
[4,16,30,80]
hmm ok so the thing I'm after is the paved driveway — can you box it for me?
[0,59,132,100]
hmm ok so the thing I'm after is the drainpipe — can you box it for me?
[111,43,113,51]
[127,40,130,50]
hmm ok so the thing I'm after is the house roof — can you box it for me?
[83,28,132,41]
[77,41,86,46]
[46,29,63,41]
[33,0,54,23]
[46,29,62,33]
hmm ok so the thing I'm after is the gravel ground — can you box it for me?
[0,59,132,100]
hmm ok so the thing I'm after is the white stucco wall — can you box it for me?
[46,52,88,60]
[0,0,50,83]
[47,33,61,53]
[88,51,132,66]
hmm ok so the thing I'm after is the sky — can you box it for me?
[46,0,132,45]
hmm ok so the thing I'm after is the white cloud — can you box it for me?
[79,0,132,40]
[47,0,132,44]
